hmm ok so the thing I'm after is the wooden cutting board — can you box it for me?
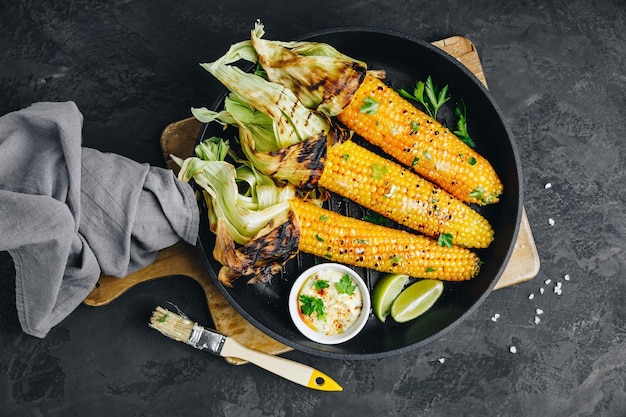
[84,36,540,364]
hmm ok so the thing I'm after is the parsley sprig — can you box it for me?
[437,233,454,248]
[360,96,379,114]
[362,212,392,227]
[453,101,475,148]
[299,295,325,319]
[335,274,356,295]
[398,76,450,120]
[371,164,389,180]
[399,77,477,148]
[469,186,485,201]
[313,280,329,291]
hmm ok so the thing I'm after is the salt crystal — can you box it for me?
[438,358,445,364]
[548,218,555,226]
[544,183,552,189]
[491,313,501,322]
[534,316,541,325]
[528,293,534,300]
[536,309,544,315]
[510,346,517,353]
[540,288,545,294]
[545,279,552,285]
[564,274,570,281]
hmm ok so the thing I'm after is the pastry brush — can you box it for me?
[149,306,342,392]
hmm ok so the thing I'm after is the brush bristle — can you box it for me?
[149,306,195,343]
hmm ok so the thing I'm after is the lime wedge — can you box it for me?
[390,279,444,323]
[372,274,410,322]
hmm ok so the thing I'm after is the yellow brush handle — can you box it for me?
[220,338,342,391]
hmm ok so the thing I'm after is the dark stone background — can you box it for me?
[1,0,624,416]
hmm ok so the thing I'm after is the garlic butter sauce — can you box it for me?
[297,268,363,336]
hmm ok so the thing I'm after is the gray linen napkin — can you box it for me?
[0,102,199,338]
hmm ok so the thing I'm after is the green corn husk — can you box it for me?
[172,137,300,286]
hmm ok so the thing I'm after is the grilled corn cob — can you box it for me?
[337,73,503,205]
[290,199,480,281]
[320,139,494,248]
[196,61,494,248]
[176,140,481,285]
[198,31,495,249]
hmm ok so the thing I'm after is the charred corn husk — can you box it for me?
[174,138,305,287]
[214,212,301,287]
[290,199,480,281]
[250,22,367,116]
[337,74,503,205]
[320,139,494,248]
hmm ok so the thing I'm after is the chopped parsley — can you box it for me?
[319,214,329,222]
[469,186,485,200]
[362,212,392,226]
[360,96,379,114]
[335,274,356,295]
[371,164,389,180]
[437,233,454,247]
[389,254,403,264]
[468,157,477,166]
[299,295,325,319]
[411,121,420,132]
[315,234,325,242]
[313,280,329,291]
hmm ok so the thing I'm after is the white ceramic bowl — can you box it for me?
[288,263,371,345]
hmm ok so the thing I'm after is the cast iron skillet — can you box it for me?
[194,27,523,359]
